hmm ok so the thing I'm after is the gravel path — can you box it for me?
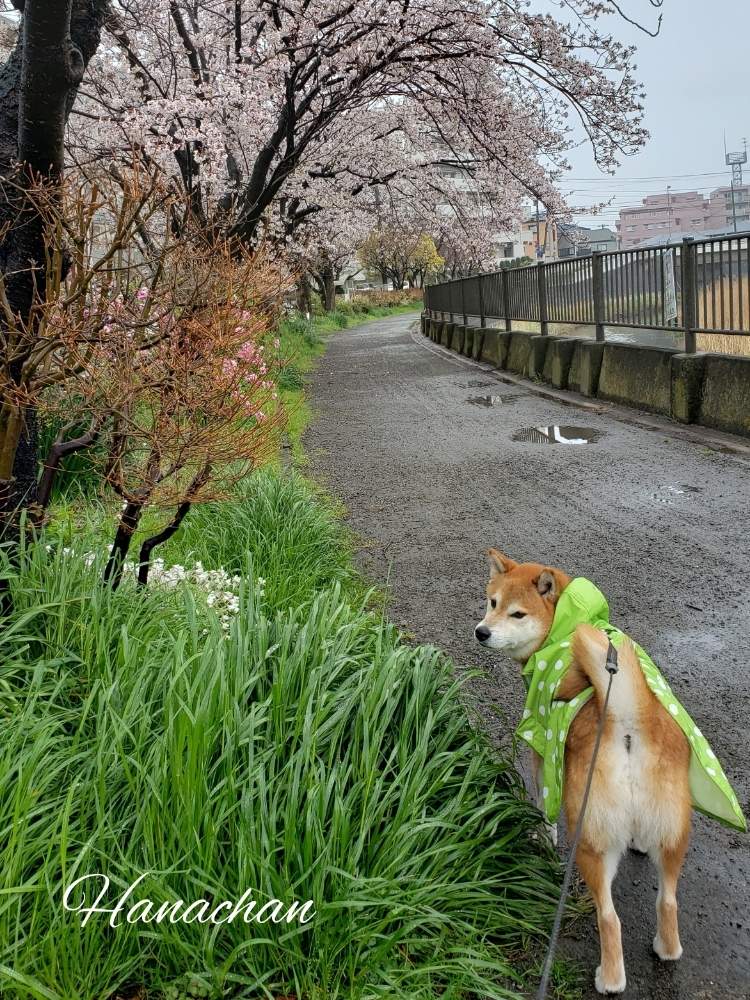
[304,312,750,1000]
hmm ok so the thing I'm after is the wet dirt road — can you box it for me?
[304,312,750,1000]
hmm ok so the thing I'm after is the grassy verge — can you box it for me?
[0,299,579,1000]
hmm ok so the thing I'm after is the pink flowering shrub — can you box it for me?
[11,165,288,585]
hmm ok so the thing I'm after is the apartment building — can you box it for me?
[617,185,750,248]
[707,186,750,229]
[617,191,709,248]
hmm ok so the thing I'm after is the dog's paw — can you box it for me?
[595,965,626,995]
[653,935,683,961]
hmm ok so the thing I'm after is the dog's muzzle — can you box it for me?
[475,624,491,644]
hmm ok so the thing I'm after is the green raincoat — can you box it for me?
[515,578,746,832]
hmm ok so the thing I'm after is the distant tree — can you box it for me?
[359,228,444,291]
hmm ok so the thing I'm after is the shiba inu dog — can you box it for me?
[474,550,693,995]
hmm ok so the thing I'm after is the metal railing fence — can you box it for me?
[424,232,750,352]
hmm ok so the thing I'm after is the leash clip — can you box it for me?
[605,640,619,675]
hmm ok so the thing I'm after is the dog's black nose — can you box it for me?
[475,624,491,643]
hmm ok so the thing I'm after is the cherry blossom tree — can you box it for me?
[76,1,658,244]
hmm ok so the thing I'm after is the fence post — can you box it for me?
[478,274,486,327]
[461,278,468,326]
[592,252,605,342]
[681,238,697,353]
[502,270,512,331]
[537,262,549,336]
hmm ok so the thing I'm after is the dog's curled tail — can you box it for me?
[572,623,650,719]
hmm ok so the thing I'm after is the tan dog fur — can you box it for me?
[476,550,691,995]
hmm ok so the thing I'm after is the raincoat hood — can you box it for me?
[516,578,746,833]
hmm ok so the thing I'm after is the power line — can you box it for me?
[560,184,736,195]
[562,170,730,182]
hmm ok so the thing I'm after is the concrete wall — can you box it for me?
[543,337,579,390]
[471,329,485,361]
[451,324,466,353]
[568,341,604,398]
[421,312,750,438]
[698,354,750,437]
[597,343,678,416]
[506,332,533,375]
[461,327,473,357]
[480,330,511,368]
[440,323,454,348]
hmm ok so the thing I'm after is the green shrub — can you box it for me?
[328,308,351,328]
[280,311,321,347]
[278,363,304,391]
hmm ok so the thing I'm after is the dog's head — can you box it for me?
[474,549,571,662]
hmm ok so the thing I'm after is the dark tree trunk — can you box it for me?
[296,274,312,315]
[136,463,209,586]
[137,501,191,586]
[323,266,336,312]
[0,1,110,530]
[103,500,143,590]
[36,418,102,511]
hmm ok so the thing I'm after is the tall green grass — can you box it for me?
[159,470,356,610]
[0,470,563,1000]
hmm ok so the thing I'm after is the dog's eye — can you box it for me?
[510,611,527,619]
[490,598,497,610]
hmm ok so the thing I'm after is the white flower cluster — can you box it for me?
[147,559,246,631]
[48,546,266,631]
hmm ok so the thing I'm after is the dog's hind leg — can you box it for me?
[653,839,688,961]
[577,845,626,995]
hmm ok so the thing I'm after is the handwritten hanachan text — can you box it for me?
[63,873,316,928]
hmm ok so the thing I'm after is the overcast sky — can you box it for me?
[562,0,749,227]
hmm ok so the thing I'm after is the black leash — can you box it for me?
[535,640,620,1000]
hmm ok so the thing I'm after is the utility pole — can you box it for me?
[667,185,673,241]
[535,197,542,260]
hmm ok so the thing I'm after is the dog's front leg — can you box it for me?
[532,750,558,846]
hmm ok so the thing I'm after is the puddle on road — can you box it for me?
[512,425,602,444]
[652,484,704,504]
[467,393,527,407]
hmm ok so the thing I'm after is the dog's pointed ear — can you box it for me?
[487,548,517,578]
[536,568,567,602]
